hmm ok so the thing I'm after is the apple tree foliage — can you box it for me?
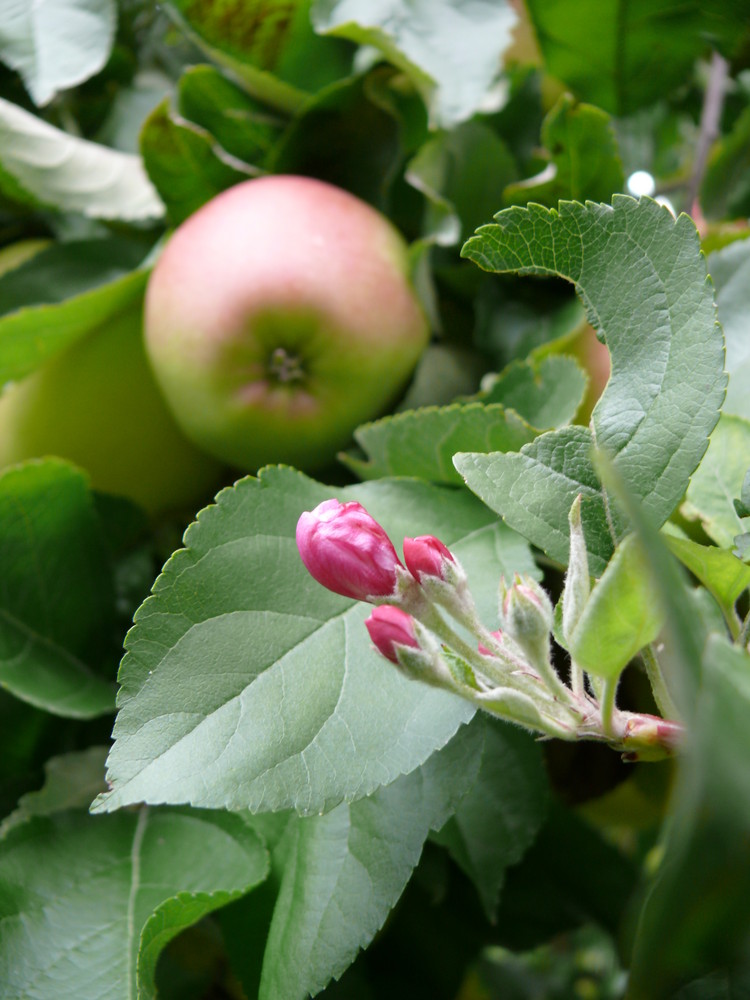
[3,2,750,998]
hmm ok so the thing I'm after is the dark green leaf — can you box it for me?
[702,104,750,221]
[431,716,548,920]
[0,460,117,718]
[628,637,750,995]
[525,0,710,116]
[504,95,624,207]
[93,467,534,816]
[456,198,725,575]
[140,98,256,227]
[0,807,268,1000]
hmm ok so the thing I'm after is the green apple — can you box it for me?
[0,300,224,515]
[143,175,430,471]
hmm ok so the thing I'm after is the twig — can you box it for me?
[687,50,730,211]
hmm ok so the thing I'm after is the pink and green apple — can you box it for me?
[143,175,430,471]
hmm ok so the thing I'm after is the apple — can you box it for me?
[143,175,430,471]
[0,298,224,515]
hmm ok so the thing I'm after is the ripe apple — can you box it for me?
[143,175,430,471]
[0,299,224,515]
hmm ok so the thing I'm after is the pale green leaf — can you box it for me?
[258,719,484,1000]
[569,534,663,681]
[0,97,164,220]
[93,467,534,817]
[311,0,517,127]
[663,531,750,631]
[0,807,268,1000]
[0,0,116,106]
[341,403,536,484]
[683,414,750,549]
[707,238,750,420]
[0,237,147,384]
[456,197,726,575]
[0,460,117,718]
[477,354,588,430]
[431,716,548,920]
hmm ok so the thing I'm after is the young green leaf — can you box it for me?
[341,403,536,484]
[0,238,147,384]
[0,460,117,718]
[93,467,536,817]
[456,197,726,575]
[140,98,257,227]
[476,354,588,430]
[663,531,750,634]
[258,719,484,1000]
[568,534,663,681]
[0,0,115,107]
[682,414,750,549]
[311,0,517,127]
[431,716,549,921]
[0,97,163,220]
[504,94,624,207]
[0,807,268,1000]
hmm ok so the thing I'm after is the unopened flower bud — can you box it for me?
[403,535,454,583]
[365,605,419,663]
[478,629,504,657]
[297,499,404,601]
[561,494,591,645]
[499,575,554,666]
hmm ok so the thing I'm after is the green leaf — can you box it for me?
[405,119,518,245]
[93,467,535,817]
[735,469,750,519]
[707,238,750,420]
[258,719,484,1000]
[140,97,256,227]
[341,403,536,484]
[702,104,750,222]
[0,237,147,384]
[477,355,587,430]
[0,746,107,836]
[456,197,726,575]
[0,97,164,220]
[628,637,750,996]
[683,414,750,549]
[163,0,350,112]
[0,807,268,1000]
[504,95,624,207]
[0,460,117,718]
[431,716,548,921]
[0,0,116,107]
[311,0,517,127]
[270,68,408,210]
[568,534,663,681]
[177,65,285,168]
[663,531,750,632]
[525,0,711,116]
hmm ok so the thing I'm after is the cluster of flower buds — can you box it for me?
[296,497,683,760]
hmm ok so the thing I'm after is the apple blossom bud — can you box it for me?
[365,605,419,663]
[297,499,404,601]
[478,629,504,656]
[403,535,454,583]
[499,575,554,666]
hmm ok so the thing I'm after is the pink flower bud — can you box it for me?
[365,605,419,663]
[478,630,504,657]
[296,499,404,601]
[403,535,455,583]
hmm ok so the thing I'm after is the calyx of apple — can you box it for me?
[143,175,430,471]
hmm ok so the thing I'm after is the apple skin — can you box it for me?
[143,175,430,471]
[0,300,224,515]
